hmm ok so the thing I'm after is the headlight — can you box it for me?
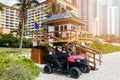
[76,59,80,62]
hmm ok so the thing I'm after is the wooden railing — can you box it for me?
[32,30,102,70]
[76,44,102,70]
[32,30,93,43]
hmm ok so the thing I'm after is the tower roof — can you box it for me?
[44,12,86,26]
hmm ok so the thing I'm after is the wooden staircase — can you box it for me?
[76,44,102,70]
[32,31,102,70]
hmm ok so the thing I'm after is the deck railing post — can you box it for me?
[99,52,101,65]
[93,54,96,70]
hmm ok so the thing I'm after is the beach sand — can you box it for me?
[36,52,120,80]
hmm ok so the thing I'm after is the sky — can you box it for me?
[0,0,45,6]
[0,0,18,6]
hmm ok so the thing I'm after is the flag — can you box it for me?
[34,15,39,30]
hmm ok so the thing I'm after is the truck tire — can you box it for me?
[44,64,53,74]
[69,67,81,78]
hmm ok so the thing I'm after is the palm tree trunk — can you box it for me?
[19,20,24,54]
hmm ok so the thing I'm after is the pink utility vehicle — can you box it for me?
[43,43,90,78]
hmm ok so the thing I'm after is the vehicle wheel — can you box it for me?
[69,67,81,78]
[44,64,53,74]
[81,65,90,73]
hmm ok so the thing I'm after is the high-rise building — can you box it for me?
[25,0,80,38]
[99,0,108,35]
[55,0,78,16]
[0,0,80,37]
[80,0,89,31]
[25,1,48,38]
[80,0,97,34]
[1,0,95,38]
[98,0,120,37]
[87,0,100,36]
[78,0,82,18]
[79,0,99,36]
[109,7,119,36]
[0,5,19,31]
[109,0,120,37]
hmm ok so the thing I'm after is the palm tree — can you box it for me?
[44,0,61,18]
[42,0,61,30]
[13,0,39,54]
[50,0,61,16]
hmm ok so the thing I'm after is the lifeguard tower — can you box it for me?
[31,12,102,70]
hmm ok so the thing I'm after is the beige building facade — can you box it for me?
[0,28,10,34]
[0,5,19,34]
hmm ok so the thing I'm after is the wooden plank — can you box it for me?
[31,48,49,64]
[93,54,96,70]
[88,60,96,65]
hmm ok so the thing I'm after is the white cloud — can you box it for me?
[0,0,18,6]
[0,0,8,4]
[6,0,18,6]
[38,0,46,2]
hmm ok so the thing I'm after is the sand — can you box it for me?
[36,52,120,80]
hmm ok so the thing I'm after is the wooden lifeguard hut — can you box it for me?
[44,12,93,43]
[31,12,102,70]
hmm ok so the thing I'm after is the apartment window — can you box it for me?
[2,24,4,26]
[64,25,67,30]
[6,25,9,27]
[60,26,63,31]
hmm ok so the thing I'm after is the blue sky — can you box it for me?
[0,0,45,6]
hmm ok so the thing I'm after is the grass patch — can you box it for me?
[91,40,120,54]
[0,47,31,54]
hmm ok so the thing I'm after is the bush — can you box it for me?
[0,63,28,80]
[22,38,32,48]
[0,52,40,80]
[16,56,40,79]
[0,33,32,48]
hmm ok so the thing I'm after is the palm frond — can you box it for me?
[45,0,61,17]
[12,0,39,23]
[18,0,22,2]
[28,0,39,9]
[0,6,3,11]
[29,0,39,5]
[12,3,23,7]
[0,2,3,11]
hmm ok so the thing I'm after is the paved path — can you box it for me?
[36,52,120,80]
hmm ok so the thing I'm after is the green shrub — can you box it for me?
[16,56,40,79]
[91,40,120,54]
[0,52,40,80]
[0,52,12,68]
[0,63,28,80]
[0,33,32,48]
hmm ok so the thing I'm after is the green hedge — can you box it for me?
[91,40,120,54]
[0,52,40,80]
[0,33,32,48]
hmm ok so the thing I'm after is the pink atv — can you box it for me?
[43,45,90,78]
